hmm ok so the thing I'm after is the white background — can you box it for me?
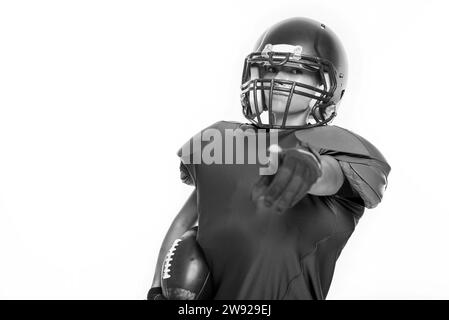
[0,0,448,299]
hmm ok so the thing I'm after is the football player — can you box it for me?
[148,17,390,300]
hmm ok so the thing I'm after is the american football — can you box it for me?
[161,227,214,300]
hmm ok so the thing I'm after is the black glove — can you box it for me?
[147,287,167,300]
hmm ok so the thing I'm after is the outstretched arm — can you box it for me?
[252,145,344,213]
[308,155,344,196]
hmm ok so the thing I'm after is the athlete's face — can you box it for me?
[261,65,321,115]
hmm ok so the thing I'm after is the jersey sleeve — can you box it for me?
[176,121,229,186]
[334,173,365,207]
[335,157,390,209]
[318,131,391,209]
[179,161,195,186]
[176,138,198,187]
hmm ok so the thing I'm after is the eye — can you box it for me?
[264,65,277,73]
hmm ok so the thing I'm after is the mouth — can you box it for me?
[272,90,290,97]
[272,84,291,97]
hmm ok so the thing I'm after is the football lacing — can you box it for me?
[162,238,182,280]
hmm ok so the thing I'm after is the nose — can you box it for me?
[273,70,296,81]
[273,70,288,79]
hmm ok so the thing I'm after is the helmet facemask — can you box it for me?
[241,44,339,129]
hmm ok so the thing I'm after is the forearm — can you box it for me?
[151,189,198,287]
[308,155,344,196]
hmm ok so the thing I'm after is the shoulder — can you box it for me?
[176,120,246,158]
[293,125,388,163]
[207,120,244,130]
[193,120,246,135]
[293,126,392,209]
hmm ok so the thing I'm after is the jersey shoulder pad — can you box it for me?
[294,126,391,209]
[176,121,242,162]
[293,125,388,163]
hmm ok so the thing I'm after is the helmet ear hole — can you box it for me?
[322,104,337,120]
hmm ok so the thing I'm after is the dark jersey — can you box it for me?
[177,121,390,300]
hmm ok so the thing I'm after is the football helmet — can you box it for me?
[240,17,348,129]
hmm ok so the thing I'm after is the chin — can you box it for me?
[269,95,310,114]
